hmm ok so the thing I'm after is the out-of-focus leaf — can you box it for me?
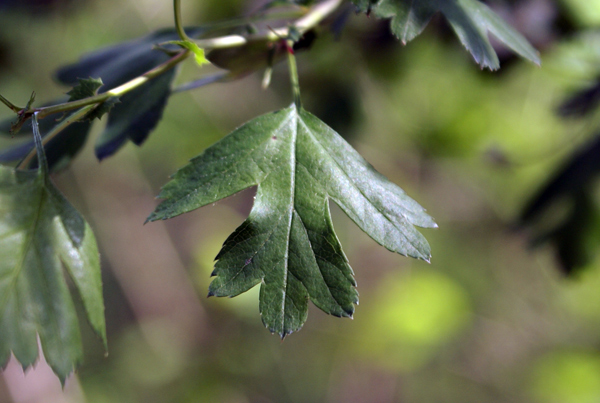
[84,96,120,122]
[0,106,92,172]
[64,78,119,122]
[520,136,600,224]
[520,136,600,274]
[55,28,203,160]
[66,77,104,102]
[95,71,175,160]
[0,117,105,383]
[558,79,600,118]
[352,0,540,69]
[148,104,435,337]
[535,189,600,275]
[207,39,279,79]
[207,30,316,79]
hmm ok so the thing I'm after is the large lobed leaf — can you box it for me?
[148,104,436,337]
[353,0,540,70]
[0,120,105,383]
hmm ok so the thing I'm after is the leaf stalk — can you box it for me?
[0,94,23,113]
[286,40,302,109]
[173,0,191,42]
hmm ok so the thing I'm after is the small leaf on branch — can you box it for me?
[0,116,105,383]
[148,104,436,338]
[166,40,209,67]
[84,96,120,121]
[66,77,104,102]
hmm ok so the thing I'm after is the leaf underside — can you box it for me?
[355,0,540,70]
[0,125,105,383]
[55,28,203,160]
[149,104,435,337]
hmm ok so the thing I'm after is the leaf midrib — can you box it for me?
[298,114,423,258]
[279,109,298,333]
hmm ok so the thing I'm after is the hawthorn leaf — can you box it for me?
[66,77,104,102]
[366,0,540,69]
[0,117,105,383]
[83,96,120,122]
[148,104,436,337]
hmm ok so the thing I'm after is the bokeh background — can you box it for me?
[1,0,600,402]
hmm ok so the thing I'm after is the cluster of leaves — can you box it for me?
[0,0,540,381]
[349,0,540,69]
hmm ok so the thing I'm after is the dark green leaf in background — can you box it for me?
[354,0,540,69]
[0,117,105,383]
[55,28,203,160]
[520,135,600,275]
[148,104,436,337]
[66,77,104,102]
[0,108,92,172]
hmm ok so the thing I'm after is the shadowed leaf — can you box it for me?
[55,28,203,160]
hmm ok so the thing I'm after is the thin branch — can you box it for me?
[17,103,98,169]
[173,0,190,42]
[9,0,343,154]
[0,94,23,113]
[30,50,189,119]
[193,0,343,49]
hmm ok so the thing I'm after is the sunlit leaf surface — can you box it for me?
[148,104,435,337]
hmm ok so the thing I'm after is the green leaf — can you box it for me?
[65,78,119,122]
[66,77,104,102]
[364,0,540,69]
[94,70,175,160]
[148,104,436,337]
[167,40,209,67]
[84,96,120,121]
[55,28,205,160]
[0,117,105,383]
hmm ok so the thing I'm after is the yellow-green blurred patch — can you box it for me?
[561,260,600,320]
[358,270,471,371]
[561,0,600,27]
[529,351,600,403]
